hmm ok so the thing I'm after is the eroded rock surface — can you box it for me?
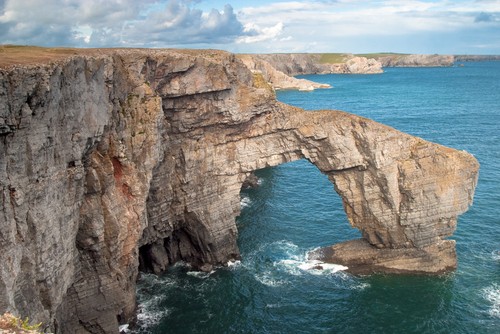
[377,54,454,67]
[247,53,383,75]
[238,54,331,91]
[0,49,478,333]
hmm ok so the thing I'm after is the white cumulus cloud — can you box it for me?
[0,0,249,47]
[237,22,284,44]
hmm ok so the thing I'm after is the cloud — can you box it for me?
[1,0,500,54]
[474,12,499,23]
[232,0,500,53]
[0,0,247,47]
[237,22,284,44]
[107,2,246,46]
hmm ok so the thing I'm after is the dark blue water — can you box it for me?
[134,62,500,334]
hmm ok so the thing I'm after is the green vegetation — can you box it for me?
[252,72,273,93]
[318,53,349,64]
[0,313,43,332]
[355,52,409,59]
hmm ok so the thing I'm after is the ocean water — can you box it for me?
[133,62,500,334]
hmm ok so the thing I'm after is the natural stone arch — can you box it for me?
[140,96,478,275]
[0,49,479,332]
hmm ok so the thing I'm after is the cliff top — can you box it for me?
[0,45,231,69]
[0,45,98,68]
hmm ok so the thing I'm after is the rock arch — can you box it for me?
[0,49,478,332]
[137,52,479,276]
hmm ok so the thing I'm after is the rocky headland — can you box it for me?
[0,46,478,333]
[238,53,456,90]
[376,54,454,67]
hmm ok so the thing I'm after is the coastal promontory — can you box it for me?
[0,47,478,333]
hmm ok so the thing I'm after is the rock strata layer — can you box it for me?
[238,54,332,91]
[0,48,478,333]
[249,53,383,75]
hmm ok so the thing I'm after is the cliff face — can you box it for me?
[0,49,478,333]
[247,53,383,75]
[377,54,454,67]
[237,54,331,91]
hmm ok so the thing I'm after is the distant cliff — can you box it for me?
[238,54,332,91]
[0,47,478,333]
[375,54,454,67]
[454,55,500,62]
[238,53,456,89]
[246,53,383,76]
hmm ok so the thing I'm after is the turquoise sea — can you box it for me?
[134,62,500,333]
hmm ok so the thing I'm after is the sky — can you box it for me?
[1,0,499,54]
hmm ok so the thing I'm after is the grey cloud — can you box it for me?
[0,0,247,47]
[474,12,499,23]
[119,2,245,46]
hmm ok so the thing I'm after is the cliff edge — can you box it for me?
[0,47,478,333]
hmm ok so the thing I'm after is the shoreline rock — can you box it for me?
[309,239,457,275]
[238,54,331,91]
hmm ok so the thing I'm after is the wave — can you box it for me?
[247,240,349,286]
[483,284,500,318]
[255,271,288,287]
[227,259,241,267]
[135,294,170,330]
[187,270,215,278]
[240,195,252,208]
[492,250,500,261]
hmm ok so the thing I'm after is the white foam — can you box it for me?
[136,308,170,328]
[187,270,215,278]
[136,295,170,329]
[483,284,500,318]
[297,260,348,274]
[118,324,129,333]
[265,303,281,308]
[255,271,287,287]
[240,195,251,208]
[278,256,348,276]
[349,282,371,290]
[492,251,500,261]
[227,260,241,267]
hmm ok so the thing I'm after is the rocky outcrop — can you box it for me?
[247,53,383,75]
[309,239,457,275]
[237,54,382,90]
[336,56,384,74]
[377,54,454,67]
[454,55,500,62]
[238,55,331,91]
[0,48,478,333]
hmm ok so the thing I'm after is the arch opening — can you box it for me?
[237,159,360,272]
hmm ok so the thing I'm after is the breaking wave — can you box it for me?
[483,284,500,318]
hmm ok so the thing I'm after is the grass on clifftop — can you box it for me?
[355,52,409,59]
[0,45,90,68]
[318,53,349,64]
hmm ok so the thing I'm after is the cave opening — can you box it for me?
[237,158,361,260]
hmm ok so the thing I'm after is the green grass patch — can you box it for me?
[355,52,409,59]
[318,53,349,64]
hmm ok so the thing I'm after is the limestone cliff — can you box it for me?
[245,53,383,76]
[237,54,331,91]
[0,48,478,333]
[377,54,454,67]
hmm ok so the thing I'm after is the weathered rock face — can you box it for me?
[0,49,478,333]
[237,54,331,91]
[377,54,454,67]
[247,53,383,75]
